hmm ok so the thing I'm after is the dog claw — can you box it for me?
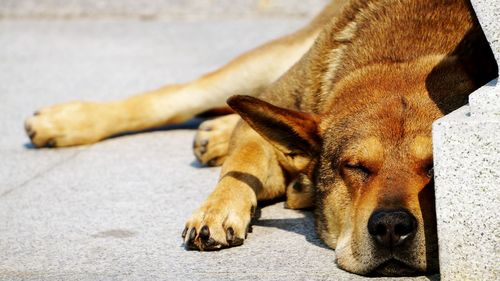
[203,238,222,250]
[250,206,256,218]
[226,227,234,243]
[185,227,201,250]
[200,225,210,240]
[198,139,209,154]
[189,228,196,241]
[206,157,223,167]
[181,227,188,239]
[225,227,244,246]
[231,236,244,246]
[199,146,207,154]
[45,139,56,148]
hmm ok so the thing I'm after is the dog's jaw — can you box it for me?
[331,222,431,276]
[371,259,423,277]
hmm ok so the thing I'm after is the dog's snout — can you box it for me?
[368,209,417,248]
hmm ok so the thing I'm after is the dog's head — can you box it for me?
[227,57,478,276]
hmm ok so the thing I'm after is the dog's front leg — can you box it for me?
[183,124,286,250]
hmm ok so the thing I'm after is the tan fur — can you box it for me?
[193,114,240,166]
[25,0,497,277]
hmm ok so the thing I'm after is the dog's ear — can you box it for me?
[227,95,321,157]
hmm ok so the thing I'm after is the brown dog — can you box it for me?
[24,0,497,277]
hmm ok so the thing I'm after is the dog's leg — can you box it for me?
[193,114,240,167]
[24,5,344,148]
[184,123,287,250]
[285,174,315,209]
[184,93,324,250]
[25,1,348,148]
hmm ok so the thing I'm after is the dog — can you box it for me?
[24,0,497,277]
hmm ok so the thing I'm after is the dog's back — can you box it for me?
[259,0,497,115]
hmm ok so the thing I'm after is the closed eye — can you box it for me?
[344,162,372,177]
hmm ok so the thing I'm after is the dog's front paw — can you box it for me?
[182,200,254,251]
[193,114,240,166]
[25,102,114,148]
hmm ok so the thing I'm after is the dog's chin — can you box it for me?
[369,259,422,277]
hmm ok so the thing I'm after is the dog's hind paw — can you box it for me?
[25,101,113,148]
[193,114,240,166]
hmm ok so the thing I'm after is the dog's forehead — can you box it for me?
[410,135,432,160]
[322,129,433,165]
[338,134,431,154]
[343,136,383,161]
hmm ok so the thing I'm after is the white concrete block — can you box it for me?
[433,1,500,279]
[470,0,500,64]
[469,79,500,118]
[433,106,500,280]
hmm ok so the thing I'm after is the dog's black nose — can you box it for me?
[368,209,417,248]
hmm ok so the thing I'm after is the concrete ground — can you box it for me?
[0,19,435,280]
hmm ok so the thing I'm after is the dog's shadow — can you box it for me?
[252,206,329,250]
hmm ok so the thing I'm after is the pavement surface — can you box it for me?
[0,0,330,20]
[0,19,436,281]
